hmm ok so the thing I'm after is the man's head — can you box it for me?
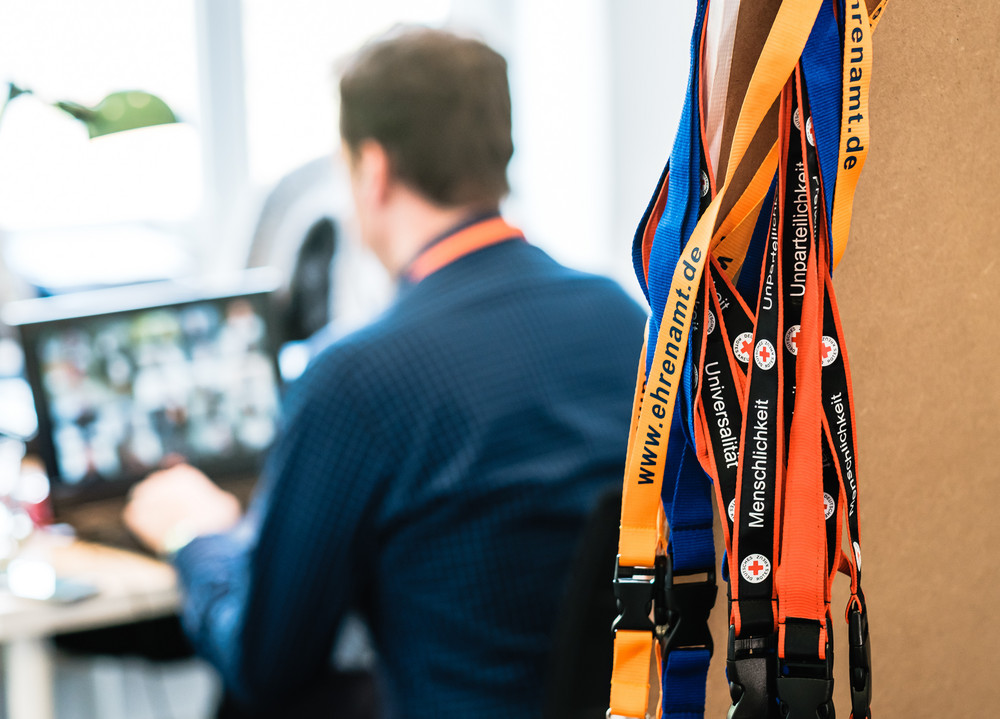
[338,28,513,271]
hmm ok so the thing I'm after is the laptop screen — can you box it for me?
[7,270,283,503]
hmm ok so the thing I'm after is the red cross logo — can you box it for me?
[784,324,801,356]
[733,332,754,364]
[824,492,835,520]
[821,336,839,367]
[755,340,776,370]
[740,554,770,583]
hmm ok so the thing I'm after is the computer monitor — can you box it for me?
[5,269,283,506]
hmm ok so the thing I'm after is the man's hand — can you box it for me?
[123,464,242,556]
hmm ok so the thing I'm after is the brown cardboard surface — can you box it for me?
[701,2,1000,715]
[716,0,781,189]
[713,0,781,240]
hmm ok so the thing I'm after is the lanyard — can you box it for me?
[773,64,830,680]
[653,6,720,718]
[692,262,750,548]
[829,0,875,269]
[616,0,822,583]
[403,214,524,283]
[610,2,826,717]
[798,0,842,235]
[611,1,892,716]
[729,86,785,640]
[735,176,778,306]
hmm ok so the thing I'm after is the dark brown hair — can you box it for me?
[339,27,513,207]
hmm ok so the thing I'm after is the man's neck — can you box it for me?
[382,198,497,277]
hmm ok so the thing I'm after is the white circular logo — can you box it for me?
[784,325,801,356]
[824,492,836,520]
[853,542,862,571]
[806,116,816,147]
[728,498,736,522]
[740,554,771,583]
[793,107,802,131]
[754,339,776,370]
[706,309,716,335]
[821,336,839,367]
[733,332,754,364]
[701,170,710,198]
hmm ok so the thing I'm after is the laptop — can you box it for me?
[4,269,284,551]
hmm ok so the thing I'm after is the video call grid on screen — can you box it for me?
[12,277,283,498]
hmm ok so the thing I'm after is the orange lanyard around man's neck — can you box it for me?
[404,215,525,284]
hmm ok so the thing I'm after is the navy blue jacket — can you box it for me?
[174,224,646,718]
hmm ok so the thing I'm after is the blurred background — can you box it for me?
[0,2,695,718]
[0,0,696,304]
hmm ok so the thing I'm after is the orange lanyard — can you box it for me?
[404,215,524,284]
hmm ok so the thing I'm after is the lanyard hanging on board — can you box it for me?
[610,1,888,717]
[610,2,829,716]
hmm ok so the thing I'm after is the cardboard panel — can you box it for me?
[715,0,780,189]
[701,2,1000,715]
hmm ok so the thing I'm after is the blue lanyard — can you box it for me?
[735,176,777,306]
[631,2,717,717]
[801,0,843,261]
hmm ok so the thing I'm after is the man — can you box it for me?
[125,27,646,718]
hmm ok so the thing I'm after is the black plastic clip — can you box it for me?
[660,556,718,656]
[611,556,660,634]
[848,606,872,719]
[726,627,778,719]
[776,623,835,719]
[775,674,834,719]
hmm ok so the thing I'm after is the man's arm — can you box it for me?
[125,352,390,707]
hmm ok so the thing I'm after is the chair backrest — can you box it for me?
[280,216,337,344]
[244,157,393,351]
[542,487,622,719]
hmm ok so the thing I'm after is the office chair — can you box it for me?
[245,157,391,352]
[542,487,622,719]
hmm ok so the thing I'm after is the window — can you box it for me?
[0,1,452,292]
[0,1,201,289]
[242,0,451,188]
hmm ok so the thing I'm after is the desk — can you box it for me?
[0,536,179,719]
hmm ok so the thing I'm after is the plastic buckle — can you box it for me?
[774,671,834,719]
[611,556,660,634]
[848,606,872,719]
[726,626,778,719]
[776,628,835,719]
[660,556,717,655]
[606,710,653,719]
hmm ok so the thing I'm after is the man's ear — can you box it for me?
[354,139,392,207]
